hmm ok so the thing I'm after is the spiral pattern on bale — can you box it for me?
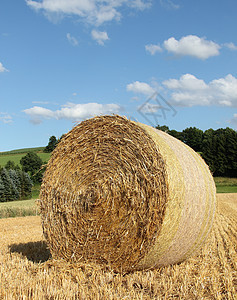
[40,115,216,272]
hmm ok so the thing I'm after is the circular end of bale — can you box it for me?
[40,115,168,272]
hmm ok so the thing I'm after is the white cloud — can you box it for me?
[224,42,237,51]
[23,102,122,124]
[129,0,152,10]
[93,6,120,25]
[162,73,237,107]
[163,35,220,59]
[163,74,208,91]
[66,33,78,46]
[32,101,50,104]
[0,113,13,124]
[24,106,55,124]
[26,0,96,15]
[210,74,237,106]
[127,81,155,96]
[127,74,237,107]
[91,30,109,45]
[0,62,9,73]
[160,0,180,10]
[26,0,152,26]
[145,44,162,55]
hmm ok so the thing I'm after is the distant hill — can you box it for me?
[0,147,45,155]
[0,147,51,167]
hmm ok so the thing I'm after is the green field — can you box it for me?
[0,147,45,155]
[31,183,41,199]
[0,148,51,168]
[214,177,237,193]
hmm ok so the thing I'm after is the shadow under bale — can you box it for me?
[9,241,51,263]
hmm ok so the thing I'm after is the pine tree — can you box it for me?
[23,172,33,198]
[19,171,33,199]
[8,169,20,200]
[0,176,5,202]
[0,168,13,201]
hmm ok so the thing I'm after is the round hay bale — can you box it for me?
[40,115,216,272]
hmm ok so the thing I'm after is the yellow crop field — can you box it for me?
[0,193,236,299]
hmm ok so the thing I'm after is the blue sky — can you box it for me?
[0,0,237,151]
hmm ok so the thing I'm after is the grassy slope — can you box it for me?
[0,147,45,155]
[0,152,51,167]
[0,147,47,218]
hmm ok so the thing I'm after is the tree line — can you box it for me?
[42,129,237,178]
[0,166,33,202]
[0,135,62,203]
[156,125,237,177]
[0,152,45,202]
[1,125,236,203]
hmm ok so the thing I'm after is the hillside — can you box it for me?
[0,147,45,155]
[0,147,51,167]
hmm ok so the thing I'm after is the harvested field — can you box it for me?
[0,193,236,299]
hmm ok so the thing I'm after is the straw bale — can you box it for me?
[40,115,216,272]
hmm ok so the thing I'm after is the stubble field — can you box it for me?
[0,193,236,299]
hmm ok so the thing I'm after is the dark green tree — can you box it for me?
[19,171,33,199]
[15,169,33,199]
[202,129,216,174]
[44,136,58,153]
[0,168,34,202]
[58,134,65,142]
[214,129,227,176]
[156,125,170,132]
[182,127,204,152]
[168,129,184,142]
[0,176,5,202]
[202,127,237,177]
[0,168,14,201]
[225,127,237,177]
[5,160,16,170]
[20,152,43,179]
[8,169,20,200]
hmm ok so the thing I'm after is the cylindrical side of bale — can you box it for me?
[135,123,216,269]
[39,115,216,272]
